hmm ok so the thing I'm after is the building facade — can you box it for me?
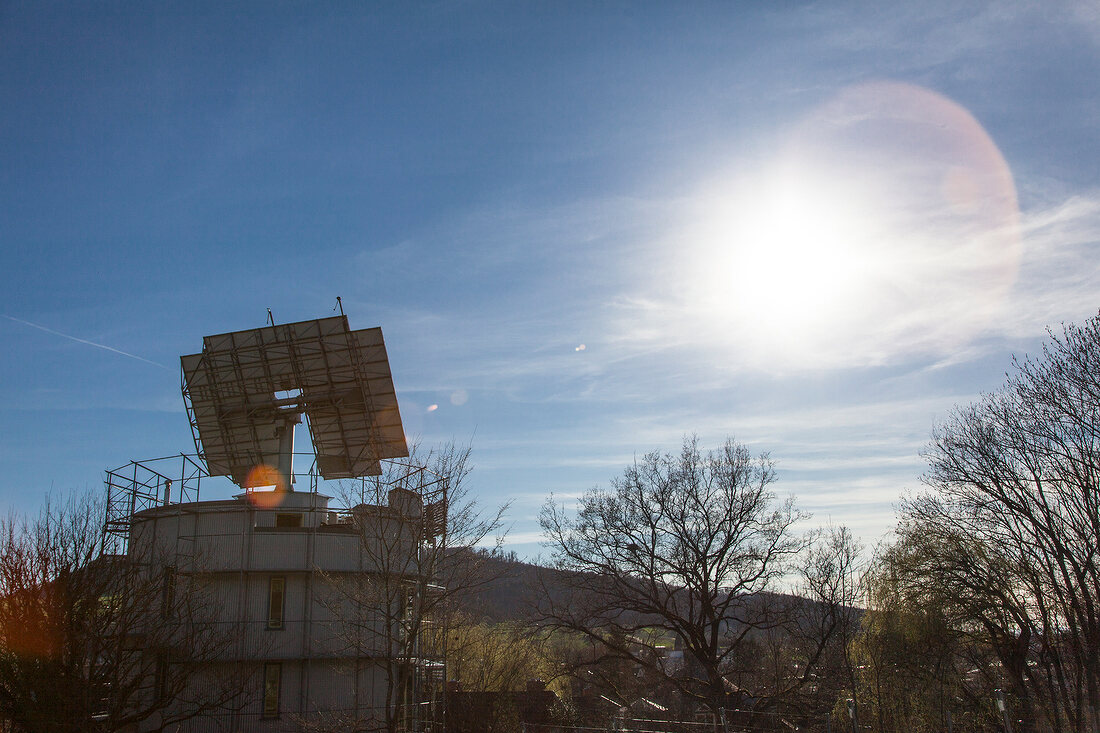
[128,485,438,732]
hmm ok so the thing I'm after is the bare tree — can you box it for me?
[536,436,824,725]
[316,442,509,733]
[796,526,864,727]
[0,492,249,733]
[890,312,1100,732]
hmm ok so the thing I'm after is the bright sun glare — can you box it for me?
[699,171,875,343]
[675,82,1021,369]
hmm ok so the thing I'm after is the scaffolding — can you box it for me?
[101,452,449,733]
[102,454,204,555]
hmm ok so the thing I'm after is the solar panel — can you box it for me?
[181,316,408,483]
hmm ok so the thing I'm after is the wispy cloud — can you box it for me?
[1004,192,1100,334]
[4,315,170,370]
[597,165,1096,376]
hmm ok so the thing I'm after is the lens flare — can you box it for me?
[243,464,288,508]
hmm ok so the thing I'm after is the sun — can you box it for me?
[686,167,880,353]
[673,82,1021,369]
[729,174,870,332]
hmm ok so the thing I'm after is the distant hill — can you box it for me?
[456,551,549,622]
[453,552,863,632]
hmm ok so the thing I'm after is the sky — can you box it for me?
[1,1,1098,559]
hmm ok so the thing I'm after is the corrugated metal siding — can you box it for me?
[129,498,426,733]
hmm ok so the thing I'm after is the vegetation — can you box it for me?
[319,441,510,733]
[536,436,859,728]
[443,615,569,733]
[852,313,1100,732]
[446,615,562,694]
[527,313,1100,730]
[0,492,249,733]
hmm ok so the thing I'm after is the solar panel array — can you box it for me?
[181,316,408,484]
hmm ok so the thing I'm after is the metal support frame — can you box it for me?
[181,316,407,484]
[102,454,203,555]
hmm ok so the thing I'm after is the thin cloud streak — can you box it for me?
[4,316,170,370]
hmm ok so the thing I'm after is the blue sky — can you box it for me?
[2,2,1098,557]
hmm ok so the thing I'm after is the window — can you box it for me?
[275,512,302,528]
[161,566,176,619]
[262,662,281,718]
[268,577,285,629]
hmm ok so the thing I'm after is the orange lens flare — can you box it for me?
[243,464,288,508]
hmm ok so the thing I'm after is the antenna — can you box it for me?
[180,315,408,489]
[335,296,344,316]
[267,308,275,327]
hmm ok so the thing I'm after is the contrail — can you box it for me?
[4,315,170,370]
